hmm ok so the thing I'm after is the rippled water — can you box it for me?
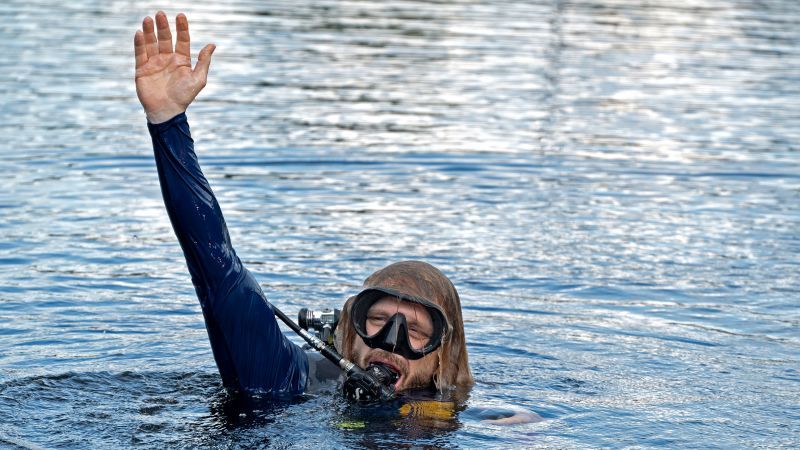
[1,0,799,448]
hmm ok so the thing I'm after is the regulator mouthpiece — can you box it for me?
[342,363,398,403]
[368,362,400,386]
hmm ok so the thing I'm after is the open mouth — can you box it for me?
[368,356,404,389]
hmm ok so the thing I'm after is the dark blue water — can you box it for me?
[1,0,799,448]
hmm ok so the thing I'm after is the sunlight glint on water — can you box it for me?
[0,0,798,448]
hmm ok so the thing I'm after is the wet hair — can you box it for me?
[337,261,474,390]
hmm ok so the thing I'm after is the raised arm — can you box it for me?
[135,12,307,395]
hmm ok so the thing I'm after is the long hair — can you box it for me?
[336,261,474,390]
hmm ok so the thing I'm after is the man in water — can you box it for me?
[134,11,473,396]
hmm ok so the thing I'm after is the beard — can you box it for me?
[356,347,437,391]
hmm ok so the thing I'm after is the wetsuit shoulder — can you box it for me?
[305,351,343,394]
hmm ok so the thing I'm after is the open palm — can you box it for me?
[134,12,215,124]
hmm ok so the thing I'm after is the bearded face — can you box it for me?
[348,295,441,391]
[338,261,474,392]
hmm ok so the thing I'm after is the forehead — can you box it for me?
[368,296,433,322]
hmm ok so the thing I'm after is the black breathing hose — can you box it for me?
[271,304,395,402]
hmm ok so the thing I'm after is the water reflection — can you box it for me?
[0,0,798,447]
[199,385,472,447]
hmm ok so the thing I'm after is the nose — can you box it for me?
[385,314,403,347]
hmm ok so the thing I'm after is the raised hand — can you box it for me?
[134,12,215,124]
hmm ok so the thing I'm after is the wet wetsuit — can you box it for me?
[148,113,336,396]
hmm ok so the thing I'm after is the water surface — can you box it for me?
[1,0,799,448]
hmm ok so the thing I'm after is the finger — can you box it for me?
[193,44,216,85]
[134,31,148,69]
[155,11,173,54]
[142,16,158,57]
[175,13,190,58]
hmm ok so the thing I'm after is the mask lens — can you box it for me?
[351,288,449,360]
[365,298,434,351]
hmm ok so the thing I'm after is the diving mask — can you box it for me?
[350,287,450,360]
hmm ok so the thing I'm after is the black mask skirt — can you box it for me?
[350,287,450,360]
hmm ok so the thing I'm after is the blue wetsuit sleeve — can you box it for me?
[147,113,307,395]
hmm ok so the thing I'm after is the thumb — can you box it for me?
[193,44,216,86]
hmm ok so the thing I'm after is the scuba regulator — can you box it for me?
[297,308,340,347]
[271,305,398,403]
